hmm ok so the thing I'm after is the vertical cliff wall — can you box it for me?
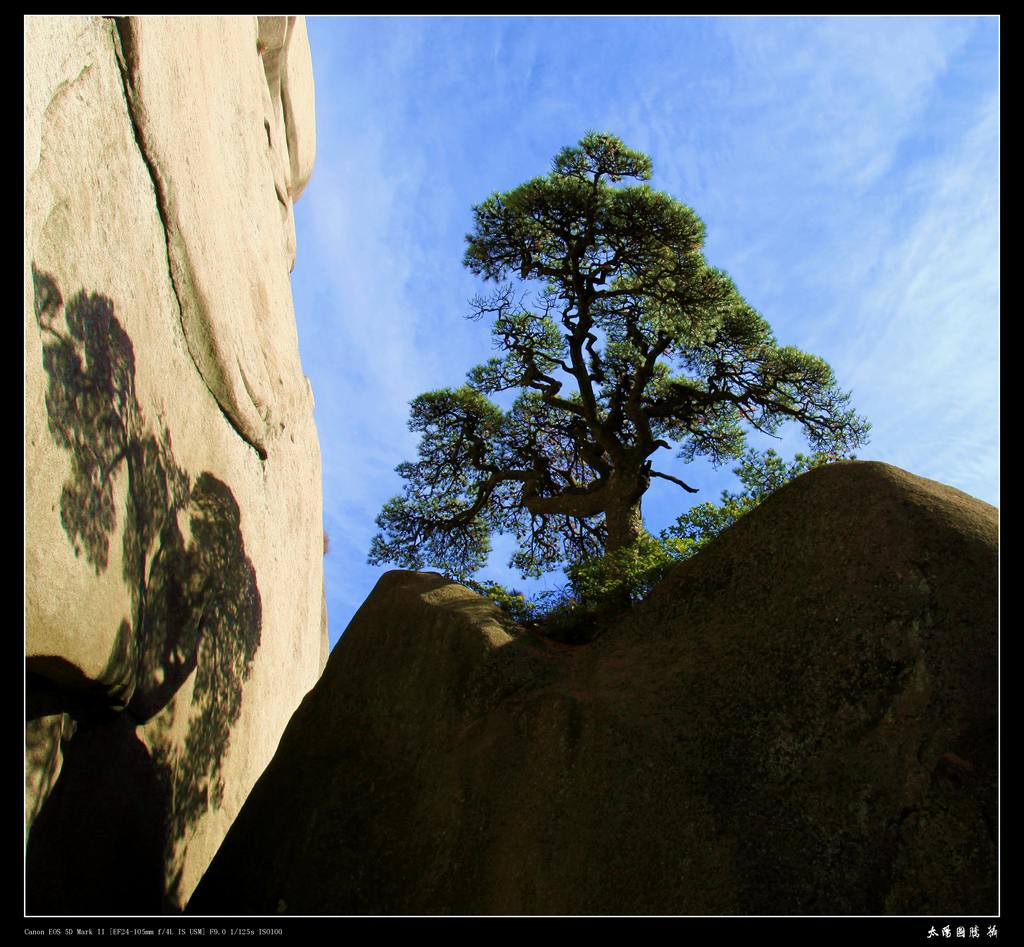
[25,15,327,913]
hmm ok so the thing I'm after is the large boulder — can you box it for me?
[187,462,997,915]
[25,16,326,912]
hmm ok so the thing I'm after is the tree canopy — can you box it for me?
[369,133,869,580]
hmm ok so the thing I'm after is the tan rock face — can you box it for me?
[187,462,997,916]
[25,15,326,912]
[112,16,313,458]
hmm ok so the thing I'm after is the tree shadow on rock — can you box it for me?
[27,265,262,913]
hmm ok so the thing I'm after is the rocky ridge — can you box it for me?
[188,461,997,916]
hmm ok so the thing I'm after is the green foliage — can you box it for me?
[567,532,682,607]
[369,132,870,584]
[473,449,851,642]
[463,579,538,624]
[661,447,847,551]
[472,534,684,644]
[367,385,500,580]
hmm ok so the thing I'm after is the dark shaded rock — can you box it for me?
[26,712,170,915]
[188,461,997,915]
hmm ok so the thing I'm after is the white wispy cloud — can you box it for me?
[659,17,999,505]
[710,17,973,189]
[841,90,999,503]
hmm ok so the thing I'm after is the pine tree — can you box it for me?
[370,133,869,580]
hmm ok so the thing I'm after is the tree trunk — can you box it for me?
[604,498,646,553]
[521,469,649,554]
[595,497,647,613]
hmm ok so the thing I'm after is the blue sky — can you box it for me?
[289,16,999,650]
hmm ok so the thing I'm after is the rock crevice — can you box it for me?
[110,18,268,460]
